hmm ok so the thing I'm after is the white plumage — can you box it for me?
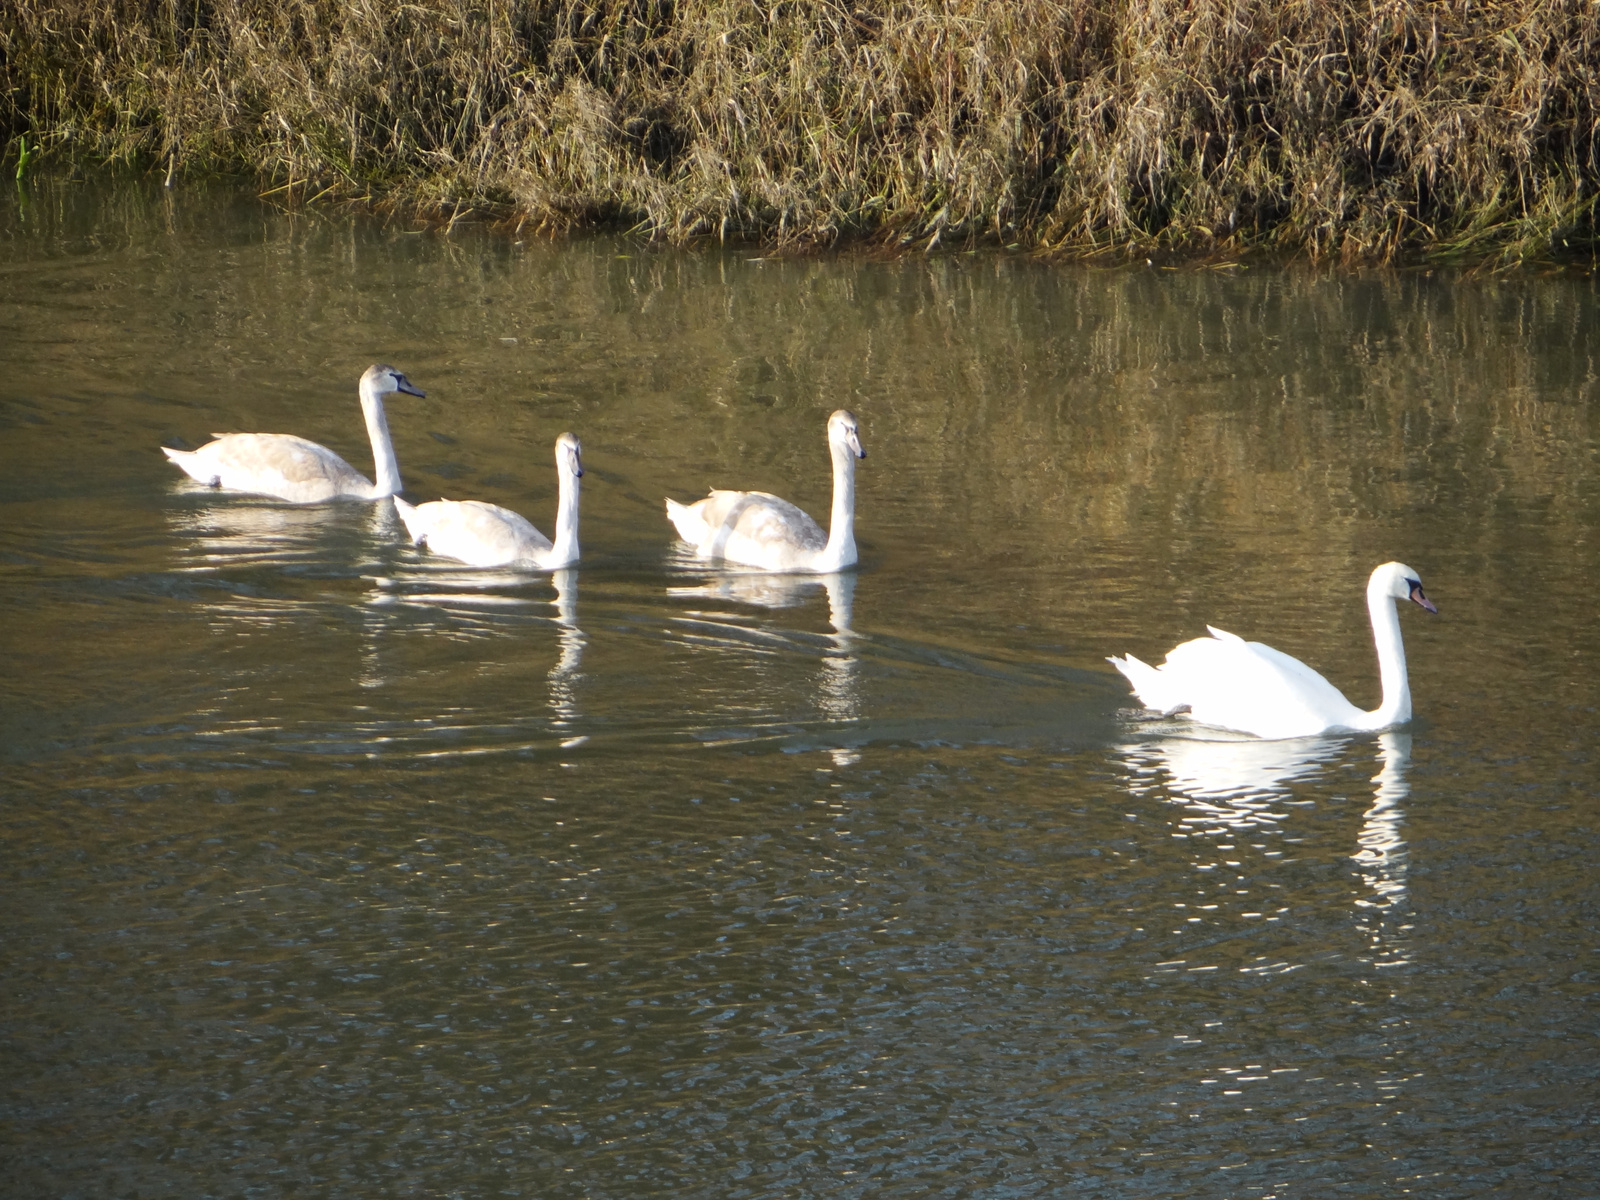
[666,409,865,573]
[161,363,425,503]
[394,432,583,570]
[1108,562,1437,739]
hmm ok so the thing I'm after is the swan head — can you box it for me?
[556,432,583,478]
[361,363,427,399]
[1371,561,1437,613]
[828,409,865,459]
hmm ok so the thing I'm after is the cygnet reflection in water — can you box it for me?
[165,500,402,639]
[668,570,861,754]
[167,496,373,571]
[667,568,856,634]
[547,568,585,737]
[362,566,586,744]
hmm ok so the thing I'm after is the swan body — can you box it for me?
[162,363,425,503]
[394,433,582,570]
[666,409,865,573]
[1109,562,1437,739]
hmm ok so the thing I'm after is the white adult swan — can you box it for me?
[665,409,865,573]
[1108,561,1437,739]
[161,363,425,503]
[393,433,583,570]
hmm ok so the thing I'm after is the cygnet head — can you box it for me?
[1371,561,1437,613]
[556,432,583,478]
[828,409,865,460]
[361,363,427,398]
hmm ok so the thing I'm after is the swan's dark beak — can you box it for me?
[1409,582,1437,613]
[398,375,426,398]
[848,432,865,459]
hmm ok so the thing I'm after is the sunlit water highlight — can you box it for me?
[2,177,1597,1197]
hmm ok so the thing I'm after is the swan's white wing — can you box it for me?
[401,498,552,568]
[167,433,372,503]
[1123,628,1364,739]
[1205,625,1346,698]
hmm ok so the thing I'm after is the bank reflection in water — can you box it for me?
[668,570,860,762]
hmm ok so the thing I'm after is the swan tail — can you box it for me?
[1108,653,1189,715]
[1206,625,1245,645]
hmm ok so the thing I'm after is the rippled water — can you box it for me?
[3,177,1598,1197]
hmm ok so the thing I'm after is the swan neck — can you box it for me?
[1367,580,1411,728]
[822,439,858,566]
[548,461,581,565]
[361,380,401,497]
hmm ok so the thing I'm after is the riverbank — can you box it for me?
[5,0,1597,263]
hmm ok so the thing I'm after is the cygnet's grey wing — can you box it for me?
[201,433,370,500]
[427,499,553,565]
[709,490,827,552]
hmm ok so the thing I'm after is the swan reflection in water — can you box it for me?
[1354,731,1413,969]
[1124,728,1415,965]
[669,570,860,764]
[1122,730,1343,834]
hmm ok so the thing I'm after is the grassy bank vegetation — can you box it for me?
[4,0,1598,261]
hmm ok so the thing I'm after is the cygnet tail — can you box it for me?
[161,444,217,486]
[1108,653,1188,715]
[665,497,709,546]
[392,496,428,544]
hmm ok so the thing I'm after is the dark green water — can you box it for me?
[2,177,1597,1198]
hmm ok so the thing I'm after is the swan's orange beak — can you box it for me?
[1409,583,1437,613]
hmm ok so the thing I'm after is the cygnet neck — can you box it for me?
[546,452,581,567]
[360,378,402,498]
[822,435,858,568]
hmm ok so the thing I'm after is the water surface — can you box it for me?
[3,177,1598,1197]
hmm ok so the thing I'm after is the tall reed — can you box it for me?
[5,1,1597,260]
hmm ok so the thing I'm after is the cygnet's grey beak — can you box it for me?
[848,431,865,460]
[397,375,426,398]
[1408,582,1437,613]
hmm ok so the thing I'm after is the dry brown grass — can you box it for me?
[5,0,1598,261]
